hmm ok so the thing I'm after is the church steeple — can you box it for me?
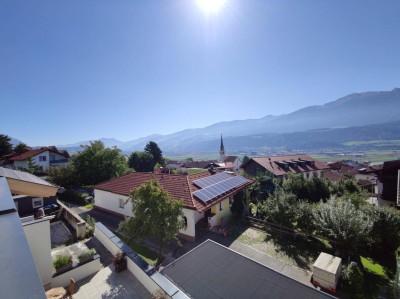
[220,134,226,162]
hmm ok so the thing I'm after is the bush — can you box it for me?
[342,262,364,297]
[52,254,72,269]
[258,190,297,227]
[59,189,87,206]
[78,249,96,260]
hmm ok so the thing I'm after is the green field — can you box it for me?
[311,150,400,163]
[344,140,400,147]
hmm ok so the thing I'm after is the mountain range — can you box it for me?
[50,87,400,154]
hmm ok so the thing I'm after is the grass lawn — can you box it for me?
[117,234,158,266]
[229,225,332,271]
[361,256,389,280]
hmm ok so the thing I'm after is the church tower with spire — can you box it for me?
[219,134,226,162]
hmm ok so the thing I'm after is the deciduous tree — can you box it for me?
[119,180,185,260]
[128,151,155,172]
[73,141,128,186]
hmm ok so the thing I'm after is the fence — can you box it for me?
[57,200,86,239]
[245,216,338,245]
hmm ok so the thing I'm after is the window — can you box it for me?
[183,216,188,228]
[39,156,47,162]
[219,201,223,211]
[32,198,43,209]
[119,198,125,209]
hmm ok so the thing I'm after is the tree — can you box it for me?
[241,155,250,166]
[295,202,316,235]
[258,190,297,227]
[248,172,277,202]
[13,142,30,154]
[48,164,77,188]
[119,180,185,260]
[0,134,13,157]
[18,157,42,174]
[282,174,331,203]
[144,141,163,165]
[363,205,400,253]
[185,157,194,162]
[128,151,155,172]
[230,190,247,218]
[73,141,128,186]
[313,198,372,252]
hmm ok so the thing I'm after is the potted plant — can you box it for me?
[113,252,127,273]
[78,248,96,264]
[53,254,73,274]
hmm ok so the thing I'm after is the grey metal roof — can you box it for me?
[161,240,336,299]
[0,178,46,298]
[0,167,56,187]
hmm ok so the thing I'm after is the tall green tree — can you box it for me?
[128,151,155,172]
[18,157,42,174]
[73,141,128,186]
[241,155,250,166]
[0,134,13,157]
[13,142,30,154]
[283,174,331,203]
[258,190,297,227]
[248,172,277,202]
[144,141,164,165]
[313,198,372,252]
[48,164,77,188]
[119,180,185,260]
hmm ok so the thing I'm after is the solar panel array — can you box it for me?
[193,173,249,204]
[192,172,232,188]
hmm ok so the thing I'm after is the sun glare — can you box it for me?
[196,0,227,14]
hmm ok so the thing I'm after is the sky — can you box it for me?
[1,0,399,145]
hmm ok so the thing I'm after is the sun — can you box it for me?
[196,0,227,14]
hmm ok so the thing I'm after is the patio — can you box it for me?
[73,265,150,299]
[51,241,90,271]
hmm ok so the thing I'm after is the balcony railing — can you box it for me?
[50,159,69,165]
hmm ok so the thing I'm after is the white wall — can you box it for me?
[51,258,102,288]
[23,219,52,288]
[95,189,132,217]
[94,223,161,294]
[181,208,196,238]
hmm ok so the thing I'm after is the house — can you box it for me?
[241,154,329,179]
[0,167,60,216]
[94,170,253,241]
[364,160,400,206]
[218,135,241,172]
[7,146,70,171]
[161,239,335,299]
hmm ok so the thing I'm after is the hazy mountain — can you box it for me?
[60,138,124,148]
[60,88,400,153]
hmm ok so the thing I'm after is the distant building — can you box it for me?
[5,146,70,171]
[241,154,329,179]
[217,135,241,173]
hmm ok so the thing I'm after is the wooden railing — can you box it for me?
[245,216,338,244]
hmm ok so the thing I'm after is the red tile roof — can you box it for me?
[10,146,69,161]
[242,154,328,177]
[94,171,253,213]
[320,170,345,182]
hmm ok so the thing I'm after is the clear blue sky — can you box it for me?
[1,0,399,145]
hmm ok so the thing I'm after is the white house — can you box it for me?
[94,171,253,242]
[9,146,70,171]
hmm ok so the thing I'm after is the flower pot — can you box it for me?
[79,255,94,265]
[114,258,127,273]
[55,261,73,274]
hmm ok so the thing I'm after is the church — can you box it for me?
[217,135,241,173]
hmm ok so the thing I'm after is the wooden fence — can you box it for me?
[245,216,338,245]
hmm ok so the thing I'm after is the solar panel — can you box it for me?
[193,172,232,188]
[193,174,250,204]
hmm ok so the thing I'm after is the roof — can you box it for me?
[242,154,328,177]
[0,167,56,188]
[9,146,69,161]
[0,178,47,299]
[183,160,217,169]
[224,156,239,163]
[94,171,253,213]
[161,240,335,299]
[320,170,345,182]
